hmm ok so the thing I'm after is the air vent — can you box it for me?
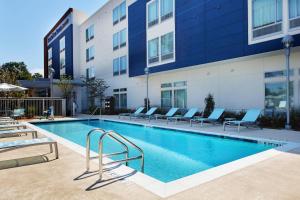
[290,18,300,29]
[161,12,173,22]
[161,53,174,61]
[148,19,158,28]
[149,57,159,64]
[253,23,282,38]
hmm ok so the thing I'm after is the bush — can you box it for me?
[203,94,215,117]
[26,106,36,118]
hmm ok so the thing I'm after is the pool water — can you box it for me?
[35,120,275,182]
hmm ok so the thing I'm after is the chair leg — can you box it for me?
[54,143,59,159]
[190,120,192,127]
[50,144,53,153]
[238,124,240,132]
[223,122,226,131]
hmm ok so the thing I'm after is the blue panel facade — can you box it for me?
[47,25,73,79]
[128,0,300,77]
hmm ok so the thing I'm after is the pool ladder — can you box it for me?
[86,128,144,180]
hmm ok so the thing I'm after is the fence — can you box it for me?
[0,98,66,117]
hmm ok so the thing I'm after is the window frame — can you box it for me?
[59,36,65,52]
[113,88,127,109]
[248,0,300,44]
[86,25,94,42]
[113,1,126,25]
[86,46,95,62]
[146,0,174,28]
[113,55,127,76]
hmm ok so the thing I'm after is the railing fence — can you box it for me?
[0,98,66,117]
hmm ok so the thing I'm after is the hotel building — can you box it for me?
[44,0,300,112]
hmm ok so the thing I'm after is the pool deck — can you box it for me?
[1,115,300,199]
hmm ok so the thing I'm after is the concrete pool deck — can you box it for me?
[1,115,300,199]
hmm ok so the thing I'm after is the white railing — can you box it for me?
[0,97,66,117]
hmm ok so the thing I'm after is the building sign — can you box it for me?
[47,15,72,44]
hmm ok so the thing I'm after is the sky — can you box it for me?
[0,0,107,75]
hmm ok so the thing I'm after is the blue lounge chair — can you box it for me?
[119,107,145,119]
[153,108,179,120]
[167,108,198,124]
[131,107,158,120]
[11,109,25,119]
[190,108,225,126]
[223,109,262,132]
[0,138,58,159]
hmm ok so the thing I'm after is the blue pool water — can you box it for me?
[35,120,275,182]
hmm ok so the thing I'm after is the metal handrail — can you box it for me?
[88,107,102,122]
[98,130,144,180]
[86,128,129,171]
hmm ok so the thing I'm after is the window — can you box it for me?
[174,89,187,108]
[86,25,94,42]
[114,88,127,109]
[113,56,127,76]
[289,0,300,28]
[265,81,294,108]
[86,46,95,62]
[113,1,126,25]
[161,32,174,61]
[148,38,159,64]
[113,58,120,76]
[113,32,119,50]
[120,1,126,21]
[59,38,65,70]
[120,56,127,74]
[265,69,294,78]
[252,0,282,38]
[113,7,119,25]
[48,48,52,67]
[60,51,65,69]
[161,0,173,21]
[86,67,95,79]
[148,0,159,27]
[160,81,187,109]
[48,48,52,60]
[161,90,172,109]
[113,29,127,50]
[120,29,127,47]
[59,37,65,52]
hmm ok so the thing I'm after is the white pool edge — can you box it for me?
[24,120,300,198]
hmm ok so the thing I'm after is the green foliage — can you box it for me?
[32,73,43,80]
[81,76,109,108]
[26,106,36,118]
[0,62,32,84]
[204,93,215,117]
[57,75,73,98]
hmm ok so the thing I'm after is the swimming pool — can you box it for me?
[35,119,276,183]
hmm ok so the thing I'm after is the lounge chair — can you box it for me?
[0,123,27,130]
[11,108,25,119]
[0,128,37,138]
[131,107,158,120]
[190,108,225,126]
[167,108,198,124]
[152,108,179,120]
[223,109,262,132]
[119,107,145,119]
[0,138,59,159]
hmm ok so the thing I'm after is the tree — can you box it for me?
[32,73,43,80]
[203,93,215,117]
[57,75,74,115]
[0,62,32,83]
[57,75,73,99]
[81,76,109,109]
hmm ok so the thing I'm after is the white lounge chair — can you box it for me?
[0,138,58,159]
[0,129,37,138]
[190,108,225,126]
[0,124,27,130]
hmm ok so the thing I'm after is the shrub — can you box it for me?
[26,106,36,118]
[203,93,215,117]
